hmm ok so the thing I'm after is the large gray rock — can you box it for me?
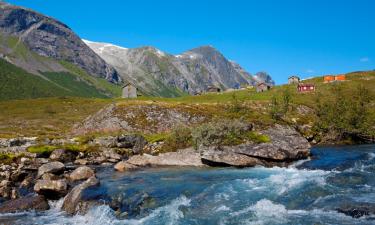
[233,125,311,161]
[49,149,78,163]
[117,134,147,154]
[62,176,100,215]
[200,125,310,167]
[114,161,139,172]
[0,195,49,213]
[201,148,261,167]
[37,161,65,178]
[126,148,204,167]
[34,179,68,199]
[69,166,95,181]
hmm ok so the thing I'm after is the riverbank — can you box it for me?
[1,145,375,224]
[0,124,310,215]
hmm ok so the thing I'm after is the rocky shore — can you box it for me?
[0,125,311,215]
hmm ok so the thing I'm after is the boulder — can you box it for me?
[74,159,88,165]
[49,149,78,163]
[201,148,261,167]
[337,203,375,218]
[114,161,139,172]
[117,134,147,154]
[127,148,204,167]
[228,125,310,162]
[0,195,49,213]
[34,179,68,199]
[62,176,100,215]
[37,161,65,178]
[69,166,95,181]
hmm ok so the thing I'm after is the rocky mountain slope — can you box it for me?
[0,2,119,83]
[85,40,262,97]
[0,2,122,99]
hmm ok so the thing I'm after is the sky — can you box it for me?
[6,0,375,84]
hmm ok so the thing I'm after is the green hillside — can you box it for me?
[0,58,121,100]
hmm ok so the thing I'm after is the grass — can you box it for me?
[0,97,112,138]
[0,70,374,141]
[27,145,59,154]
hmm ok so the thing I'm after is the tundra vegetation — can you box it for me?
[0,71,374,150]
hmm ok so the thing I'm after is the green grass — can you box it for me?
[0,97,112,138]
[42,71,109,98]
[0,59,73,100]
[27,145,59,154]
[59,61,122,97]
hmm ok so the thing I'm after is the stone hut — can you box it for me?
[122,83,137,98]
[206,85,221,93]
[256,82,271,93]
[288,75,300,84]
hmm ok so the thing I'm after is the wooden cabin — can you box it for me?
[298,83,315,93]
[288,75,300,84]
[122,83,137,98]
[256,82,271,93]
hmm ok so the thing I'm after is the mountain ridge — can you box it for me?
[84,40,270,97]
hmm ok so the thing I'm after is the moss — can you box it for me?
[246,131,270,143]
[144,133,169,143]
[0,153,16,164]
[27,145,58,154]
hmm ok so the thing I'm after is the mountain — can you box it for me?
[84,41,257,97]
[253,72,275,86]
[0,2,122,99]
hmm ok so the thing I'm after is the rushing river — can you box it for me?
[1,145,375,225]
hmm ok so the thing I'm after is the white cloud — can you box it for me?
[360,57,370,62]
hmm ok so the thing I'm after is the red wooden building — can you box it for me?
[298,83,315,92]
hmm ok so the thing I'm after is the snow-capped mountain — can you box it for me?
[84,40,260,97]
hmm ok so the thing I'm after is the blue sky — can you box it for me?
[6,0,375,84]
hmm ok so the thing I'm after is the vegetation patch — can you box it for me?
[0,153,16,164]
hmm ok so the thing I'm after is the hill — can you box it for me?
[0,70,373,145]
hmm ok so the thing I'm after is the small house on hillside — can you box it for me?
[298,83,315,93]
[324,75,335,83]
[335,75,346,81]
[324,75,346,83]
[206,85,221,93]
[288,75,300,84]
[256,82,271,93]
[122,83,137,98]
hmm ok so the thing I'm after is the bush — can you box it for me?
[160,126,192,153]
[191,119,253,149]
[314,84,375,142]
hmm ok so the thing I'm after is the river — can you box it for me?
[1,145,375,225]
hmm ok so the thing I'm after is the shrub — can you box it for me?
[160,126,192,153]
[314,84,375,142]
[191,119,253,149]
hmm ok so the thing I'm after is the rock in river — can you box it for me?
[34,179,68,199]
[126,148,204,167]
[0,195,50,213]
[62,176,100,215]
[37,161,65,178]
[69,166,95,181]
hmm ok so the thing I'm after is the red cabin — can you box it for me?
[298,84,315,92]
